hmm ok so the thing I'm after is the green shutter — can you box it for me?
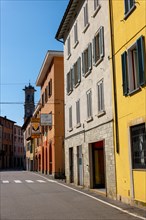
[88,43,92,71]
[121,52,128,95]
[77,57,81,83]
[136,36,145,86]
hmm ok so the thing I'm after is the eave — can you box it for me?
[36,50,63,87]
[55,0,84,41]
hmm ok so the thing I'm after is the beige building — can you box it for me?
[14,125,25,169]
[56,0,116,198]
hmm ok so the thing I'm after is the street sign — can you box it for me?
[31,118,40,138]
[40,113,52,126]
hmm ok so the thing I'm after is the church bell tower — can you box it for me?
[23,83,36,122]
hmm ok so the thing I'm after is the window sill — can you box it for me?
[67,90,73,96]
[84,69,91,78]
[124,5,136,20]
[83,23,90,33]
[94,57,103,67]
[67,53,71,60]
[68,127,73,132]
[86,116,93,123]
[73,41,79,49]
[76,123,81,128]
[97,110,106,118]
[92,5,101,18]
[74,82,80,88]
[128,87,141,96]
[132,168,146,171]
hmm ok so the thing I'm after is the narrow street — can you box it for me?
[0,171,145,220]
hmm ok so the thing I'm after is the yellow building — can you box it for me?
[109,0,146,207]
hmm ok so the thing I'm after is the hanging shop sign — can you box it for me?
[40,113,52,126]
[31,118,40,138]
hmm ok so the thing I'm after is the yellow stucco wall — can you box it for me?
[110,0,146,204]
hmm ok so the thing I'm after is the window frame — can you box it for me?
[67,36,71,59]
[93,26,104,66]
[76,99,81,127]
[74,57,81,87]
[83,3,89,33]
[121,36,145,96]
[93,0,100,17]
[73,22,79,48]
[124,0,136,19]
[82,43,92,77]
[69,106,73,131]
[86,89,93,122]
[131,123,146,170]
[66,69,73,95]
[97,79,105,116]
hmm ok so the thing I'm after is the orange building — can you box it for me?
[36,50,65,178]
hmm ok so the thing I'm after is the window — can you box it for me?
[94,0,99,10]
[74,22,78,47]
[124,0,135,17]
[121,36,145,95]
[48,79,52,97]
[83,3,89,32]
[45,87,48,102]
[66,69,74,95]
[86,90,92,120]
[93,26,104,66]
[76,99,80,126]
[97,79,105,114]
[131,123,146,169]
[73,57,81,87]
[82,43,92,77]
[42,93,45,106]
[67,36,71,58]
[69,106,73,130]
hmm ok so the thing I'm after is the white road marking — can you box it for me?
[14,180,22,183]
[2,180,9,183]
[36,180,46,183]
[25,180,34,183]
[47,179,57,183]
[32,172,146,220]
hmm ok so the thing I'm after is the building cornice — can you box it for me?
[36,50,63,86]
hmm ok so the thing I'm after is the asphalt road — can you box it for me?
[0,171,145,220]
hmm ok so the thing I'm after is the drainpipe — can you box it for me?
[109,0,119,154]
[108,0,119,198]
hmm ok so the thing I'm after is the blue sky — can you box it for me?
[0,0,68,126]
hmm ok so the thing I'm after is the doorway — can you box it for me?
[45,147,48,175]
[49,143,52,174]
[69,147,74,183]
[92,141,105,188]
[77,145,83,185]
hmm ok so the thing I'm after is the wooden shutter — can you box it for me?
[66,73,69,94]
[82,52,85,76]
[136,36,145,86]
[88,43,92,71]
[100,26,104,58]
[92,38,96,65]
[77,57,81,83]
[71,68,74,91]
[121,52,128,95]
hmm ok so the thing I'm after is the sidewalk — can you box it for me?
[32,171,146,220]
